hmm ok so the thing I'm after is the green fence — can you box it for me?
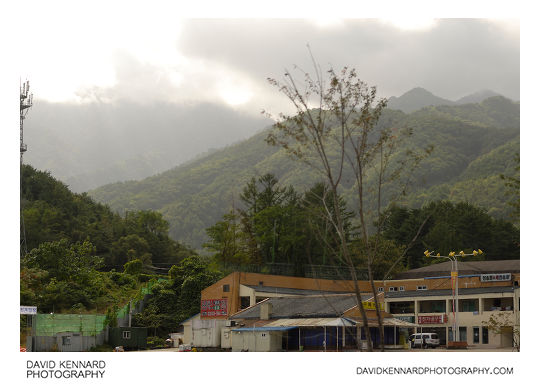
[35,314,107,336]
[35,278,169,336]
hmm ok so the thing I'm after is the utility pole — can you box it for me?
[20,80,33,257]
[424,249,483,343]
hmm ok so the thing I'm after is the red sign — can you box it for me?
[201,299,228,317]
[418,315,448,324]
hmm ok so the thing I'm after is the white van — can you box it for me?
[408,333,440,348]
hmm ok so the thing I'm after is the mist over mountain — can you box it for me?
[24,100,272,192]
[89,96,519,249]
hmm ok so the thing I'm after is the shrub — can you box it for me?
[124,259,143,275]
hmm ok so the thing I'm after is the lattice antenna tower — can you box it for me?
[20,80,33,163]
[20,79,33,257]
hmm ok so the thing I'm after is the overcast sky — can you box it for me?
[15,4,519,117]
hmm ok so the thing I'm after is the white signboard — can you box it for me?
[480,273,511,282]
[20,306,37,315]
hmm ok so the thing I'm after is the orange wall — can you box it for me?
[235,272,370,292]
[375,273,520,292]
[200,272,519,318]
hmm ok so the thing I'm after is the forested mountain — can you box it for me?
[21,165,195,270]
[89,96,519,249]
[386,87,505,113]
[387,87,454,113]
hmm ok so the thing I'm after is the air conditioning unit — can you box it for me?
[225,320,236,327]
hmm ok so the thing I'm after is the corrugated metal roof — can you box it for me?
[265,318,357,327]
[245,285,348,296]
[230,294,373,320]
[231,326,297,332]
[394,260,520,279]
[385,286,516,299]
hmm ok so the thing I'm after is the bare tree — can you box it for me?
[265,55,429,351]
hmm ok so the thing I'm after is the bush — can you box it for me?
[138,273,154,283]
[146,336,166,349]
[109,272,137,287]
[124,259,143,275]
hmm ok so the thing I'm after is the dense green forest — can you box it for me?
[89,96,520,249]
[202,174,519,280]
[20,165,207,314]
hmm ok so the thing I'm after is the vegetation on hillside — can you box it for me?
[21,165,195,271]
[90,96,519,250]
[20,165,201,314]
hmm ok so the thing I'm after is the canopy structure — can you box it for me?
[265,317,357,328]
[344,317,419,328]
[381,318,420,328]
[231,326,297,332]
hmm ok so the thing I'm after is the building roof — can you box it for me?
[385,286,516,299]
[266,317,357,327]
[231,326,298,332]
[230,294,372,320]
[394,259,520,280]
[245,284,348,296]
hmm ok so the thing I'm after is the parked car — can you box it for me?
[408,333,440,349]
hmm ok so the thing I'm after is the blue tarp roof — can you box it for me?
[231,326,297,332]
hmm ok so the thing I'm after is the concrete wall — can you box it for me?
[221,328,232,349]
[27,330,107,352]
[192,318,226,348]
[231,330,283,352]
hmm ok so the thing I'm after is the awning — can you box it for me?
[265,318,357,327]
[345,317,419,327]
[382,318,419,328]
[231,326,297,332]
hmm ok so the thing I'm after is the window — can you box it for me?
[223,284,230,292]
[399,286,405,291]
[482,326,489,344]
[389,287,398,292]
[389,301,414,314]
[123,331,131,339]
[419,300,445,313]
[417,285,427,290]
[473,327,480,344]
[62,336,71,346]
[378,287,384,292]
[459,299,479,312]
[240,296,250,309]
[459,327,467,343]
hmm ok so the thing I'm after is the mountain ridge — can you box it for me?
[387,87,508,113]
[89,96,520,249]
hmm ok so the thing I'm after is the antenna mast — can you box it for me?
[20,80,32,164]
[20,80,33,257]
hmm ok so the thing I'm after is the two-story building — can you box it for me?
[384,260,520,348]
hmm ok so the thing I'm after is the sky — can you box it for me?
[3,1,540,380]
[13,3,520,118]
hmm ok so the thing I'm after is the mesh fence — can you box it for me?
[35,278,168,336]
[35,314,107,336]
